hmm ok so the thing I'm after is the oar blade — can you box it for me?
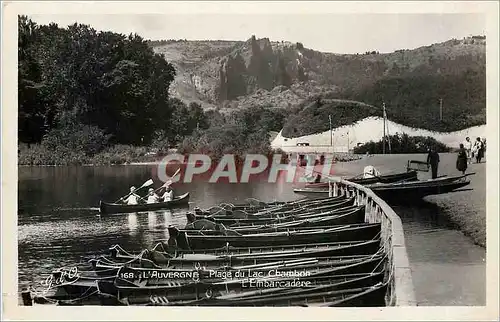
[141,179,154,188]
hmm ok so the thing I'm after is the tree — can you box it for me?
[18,16,177,145]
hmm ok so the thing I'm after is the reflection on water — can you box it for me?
[127,213,138,236]
[17,164,485,305]
[147,212,157,230]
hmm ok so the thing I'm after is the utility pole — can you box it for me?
[382,102,386,155]
[347,130,350,152]
[439,98,443,121]
[329,115,332,147]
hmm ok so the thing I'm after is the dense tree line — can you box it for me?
[342,70,486,132]
[179,107,287,161]
[353,133,452,154]
[18,15,177,146]
[281,99,378,138]
[20,16,276,165]
[281,65,485,138]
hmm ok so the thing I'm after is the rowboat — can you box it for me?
[365,174,472,203]
[219,195,345,211]
[185,207,366,232]
[92,253,384,280]
[93,250,380,271]
[202,195,350,218]
[167,224,381,250]
[294,174,472,203]
[159,283,388,307]
[97,268,386,305]
[99,192,190,214]
[304,170,418,188]
[110,239,382,261]
[187,204,363,227]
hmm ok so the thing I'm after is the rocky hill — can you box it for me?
[148,35,486,133]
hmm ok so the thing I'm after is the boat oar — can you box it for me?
[139,168,182,202]
[159,167,181,192]
[114,179,154,203]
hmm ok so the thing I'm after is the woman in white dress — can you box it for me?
[464,137,473,164]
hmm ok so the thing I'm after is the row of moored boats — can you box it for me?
[25,193,389,307]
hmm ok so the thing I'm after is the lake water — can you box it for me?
[17,160,485,305]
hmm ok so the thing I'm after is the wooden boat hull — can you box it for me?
[98,270,385,305]
[186,207,366,232]
[93,254,384,281]
[109,239,382,263]
[99,192,190,214]
[201,195,351,218]
[368,179,471,204]
[188,204,362,227]
[295,176,472,203]
[305,170,418,188]
[168,224,381,250]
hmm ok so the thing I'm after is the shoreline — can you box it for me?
[17,154,486,248]
[330,153,486,249]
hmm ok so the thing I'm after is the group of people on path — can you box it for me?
[426,136,485,179]
[122,185,174,205]
[457,137,486,174]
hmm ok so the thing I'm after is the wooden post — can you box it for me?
[22,290,32,306]
[328,181,333,197]
[333,182,338,197]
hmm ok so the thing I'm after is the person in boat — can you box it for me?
[161,185,174,202]
[456,143,468,175]
[146,188,160,204]
[363,165,380,179]
[122,186,141,205]
[464,137,473,164]
[426,146,440,179]
[314,173,322,183]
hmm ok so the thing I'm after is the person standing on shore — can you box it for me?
[464,137,473,164]
[473,137,484,163]
[427,146,440,179]
[482,138,486,160]
[456,143,468,175]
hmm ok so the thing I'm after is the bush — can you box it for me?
[41,119,111,156]
[353,133,451,154]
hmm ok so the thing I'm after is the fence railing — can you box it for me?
[328,178,417,306]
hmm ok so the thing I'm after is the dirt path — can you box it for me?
[331,153,486,247]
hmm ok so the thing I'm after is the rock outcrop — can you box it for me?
[149,36,486,118]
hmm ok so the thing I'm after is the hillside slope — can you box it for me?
[149,35,486,132]
[272,117,486,152]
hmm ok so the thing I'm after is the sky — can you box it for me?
[29,13,486,54]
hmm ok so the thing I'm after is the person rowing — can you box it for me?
[122,186,141,205]
[161,185,174,202]
[146,188,160,204]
